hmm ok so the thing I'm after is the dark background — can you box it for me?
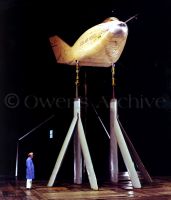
[0,0,171,182]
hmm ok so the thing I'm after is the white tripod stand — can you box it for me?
[47,61,98,190]
[109,63,152,188]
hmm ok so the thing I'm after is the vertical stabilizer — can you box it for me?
[49,36,72,64]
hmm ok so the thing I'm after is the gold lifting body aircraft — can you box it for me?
[49,17,128,67]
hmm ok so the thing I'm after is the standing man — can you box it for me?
[26,152,35,189]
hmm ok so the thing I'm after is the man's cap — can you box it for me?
[28,152,34,156]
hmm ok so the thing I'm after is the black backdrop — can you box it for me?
[0,0,171,181]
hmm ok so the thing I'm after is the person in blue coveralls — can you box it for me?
[26,152,35,189]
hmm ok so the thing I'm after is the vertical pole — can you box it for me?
[74,60,82,184]
[74,99,82,184]
[111,63,115,99]
[78,117,98,190]
[110,63,119,183]
[75,60,79,98]
[110,99,119,183]
[15,142,19,178]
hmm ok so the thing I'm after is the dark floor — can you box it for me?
[0,177,171,199]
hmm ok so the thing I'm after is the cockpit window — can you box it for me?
[103,17,119,23]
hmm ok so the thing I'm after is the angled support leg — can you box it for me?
[78,117,98,190]
[118,119,152,183]
[47,116,78,187]
[111,99,141,188]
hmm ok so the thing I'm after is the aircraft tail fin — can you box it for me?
[49,35,72,64]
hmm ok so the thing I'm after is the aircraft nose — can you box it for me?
[118,22,126,27]
[109,21,128,35]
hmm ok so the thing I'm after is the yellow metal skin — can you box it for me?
[49,17,128,67]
